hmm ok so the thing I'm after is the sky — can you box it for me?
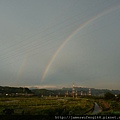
[0,0,120,90]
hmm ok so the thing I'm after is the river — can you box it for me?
[92,102,102,115]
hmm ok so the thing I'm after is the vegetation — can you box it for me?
[0,96,94,115]
[97,92,120,115]
[0,86,32,94]
[0,95,119,115]
[0,86,120,116]
[104,92,116,100]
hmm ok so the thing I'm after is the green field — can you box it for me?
[0,96,119,115]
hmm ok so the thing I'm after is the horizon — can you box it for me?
[0,84,120,91]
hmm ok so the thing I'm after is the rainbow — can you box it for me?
[40,4,120,82]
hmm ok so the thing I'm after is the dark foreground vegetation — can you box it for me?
[0,96,93,115]
[0,86,120,116]
[0,94,119,116]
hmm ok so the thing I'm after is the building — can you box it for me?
[72,82,75,98]
[88,88,92,96]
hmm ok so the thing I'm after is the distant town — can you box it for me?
[0,83,120,97]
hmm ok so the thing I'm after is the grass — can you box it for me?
[0,96,94,115]
[0,96,119,115]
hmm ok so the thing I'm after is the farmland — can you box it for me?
[0,97,93,115]
[0,96,119,115]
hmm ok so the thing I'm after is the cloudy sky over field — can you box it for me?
[0,0,120,89]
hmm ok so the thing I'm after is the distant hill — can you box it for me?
[31,87,120,96]
[62,87,120,96]
[0,86,32,94]
[0,86,120,96]
[31,89,67,96]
